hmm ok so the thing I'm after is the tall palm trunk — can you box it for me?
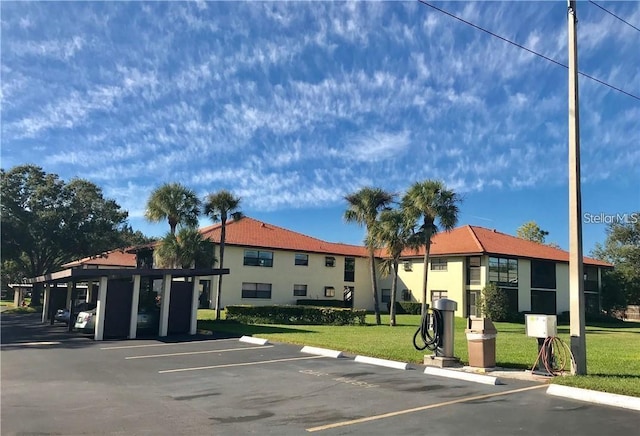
[421,221,434,316]
[390,259,399,326]
[369,247,381,325]
[215,217,226,320]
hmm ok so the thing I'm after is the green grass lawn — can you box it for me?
[198,310,640,397]
[1,298,39,313]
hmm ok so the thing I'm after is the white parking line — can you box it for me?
[159,355,326,374]
[100,338,239,350]
[0,341,61,347]
[125,345,273,360]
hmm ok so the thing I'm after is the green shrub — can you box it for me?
[295,299,347,308]
[386,301,421,315]
[225,305,366,325]
[480,283,510,322]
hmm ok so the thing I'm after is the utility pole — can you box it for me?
[567,0,586,375]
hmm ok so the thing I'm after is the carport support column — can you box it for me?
[95,276,108,341]
[42,283,51,323]
[66,282,73,309]
[86,280,93,303]
[159,274,172,337]
[129,275,141,339]
[209,275,216,309]
[190,276,200,335]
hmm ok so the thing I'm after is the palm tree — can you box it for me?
[145,183,200,236]
[154,227,215,269]
[369,208,414,326]
[203,190,243,320]
[344,187,394,325]
[402,180,460,315]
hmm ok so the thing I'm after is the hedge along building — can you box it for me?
[375,225,613,318]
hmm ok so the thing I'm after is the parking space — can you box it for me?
[2,314,639,435]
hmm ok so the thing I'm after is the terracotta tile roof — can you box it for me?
[398,225,611,267]
[62,250,137,268]
[200,216,368,257]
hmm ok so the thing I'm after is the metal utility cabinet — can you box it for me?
[465,317,498,369]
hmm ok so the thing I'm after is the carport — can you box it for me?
[27,267,229,340]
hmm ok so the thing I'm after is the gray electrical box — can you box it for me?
[525,314,557,338]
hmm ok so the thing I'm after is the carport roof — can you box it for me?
[27,268,230,284]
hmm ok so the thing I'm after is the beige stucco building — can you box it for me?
[376,226,609,317]
[197,218,610,317]
[55,216,612,322]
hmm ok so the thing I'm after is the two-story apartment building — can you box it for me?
[376,225,611,317]
[54,216,612,320]
[198,217,371,309]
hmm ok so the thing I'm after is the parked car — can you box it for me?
[74,307,160,334]
[54,302,96,325]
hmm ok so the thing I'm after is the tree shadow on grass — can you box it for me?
[197,320,313,336]
[584,373,640,380]
[494,362,532,370]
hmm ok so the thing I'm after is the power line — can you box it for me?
[589,0,640,33]
[417,0,640,102]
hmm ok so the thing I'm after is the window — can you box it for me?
[325,256,336,267]
[403,261,412,271]
[531,290,556,315]
[295,254,309,266]
[488,257,518,287]
[431,290,447,305]
[241,282,272,299]
[531,260,556,289]
[467,290,481,317]
[381,289,391,304]
[402,289,411,301]
[585,292,599,314]
[584,266,598,292]
[430,258,447,271]
[244,250,273,267]
[502,287,519,314]
[344,257,355,282]
[293,284,307,297]
[467,256,481,285]
[324,286,336,297]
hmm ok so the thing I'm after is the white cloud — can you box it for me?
[345,130,411,163]
[0,0,636,220]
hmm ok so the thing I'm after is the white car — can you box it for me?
[74,307,159,334]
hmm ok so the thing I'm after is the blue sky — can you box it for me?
[1,1,638,254]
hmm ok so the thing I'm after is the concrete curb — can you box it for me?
[424,366,501,385]
[547,384,640,411]
[354,355,409,370]
[300,346,343,358]
[239,336,269,345]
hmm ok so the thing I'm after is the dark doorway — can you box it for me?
[343,286,354,308]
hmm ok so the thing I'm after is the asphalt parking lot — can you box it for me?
[2,313,638,435]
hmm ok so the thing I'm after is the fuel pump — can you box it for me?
[413,299,460,367]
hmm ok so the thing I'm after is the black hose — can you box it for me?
[413,308,443,353]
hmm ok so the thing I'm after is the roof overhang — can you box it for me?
[27,268,230,284]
